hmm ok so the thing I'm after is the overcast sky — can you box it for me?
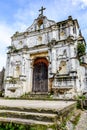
[0,0,87,70]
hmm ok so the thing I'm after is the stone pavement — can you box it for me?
[75,110,87,130]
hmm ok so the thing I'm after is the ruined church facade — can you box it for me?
[4,8,87,98]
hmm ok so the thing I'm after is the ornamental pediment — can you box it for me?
[26,16,55,32]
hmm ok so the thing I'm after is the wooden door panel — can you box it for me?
[33,62,48,92]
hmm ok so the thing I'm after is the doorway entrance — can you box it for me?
[32,58,48,93]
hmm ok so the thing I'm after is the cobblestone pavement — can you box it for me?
[75,110,87,130]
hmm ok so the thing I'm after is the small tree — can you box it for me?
[77,43,85,57]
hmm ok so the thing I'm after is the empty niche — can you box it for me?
[38,19,43,29]
[15,65,20,77]
[19,41,23,45]
[59,61,67,74]
[38,36,42,41]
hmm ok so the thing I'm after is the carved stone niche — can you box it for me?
[37,18,43,29]
[66,35,74,43]
[38,19,43,25]
[60,30,65,36]
[58,61,67,74]
[48,39,56,48]
[19,41,23,45]
[22,45,28,52]
[7,83,18,93]
[24,32,29,37]
[51,38,56,45]
[7,87,17,93]
[38,36,42,41]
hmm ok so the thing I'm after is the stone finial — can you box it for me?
[68,16,72,20]
[79,29,82,36]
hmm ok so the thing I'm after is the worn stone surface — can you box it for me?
[0,117,54,126]
[75,110,87,130]
[0,99,75,111]
[0,99,76,127]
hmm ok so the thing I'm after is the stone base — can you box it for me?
[52,87,78,99]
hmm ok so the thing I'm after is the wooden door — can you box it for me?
[33,62,48,92]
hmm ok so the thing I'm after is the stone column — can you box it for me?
[69,45,76,71]
[51,25,57,40]
[5,54,10,78]
[9,55,14,77]
[69,25,73,36]
[24,53,30,93]
[51,48,56,73]
[29,59,33,92]
[21,53,26,75]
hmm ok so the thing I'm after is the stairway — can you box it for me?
[0,109,57,126]
[0,99,76,129]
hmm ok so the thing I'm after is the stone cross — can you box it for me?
[39,6,46,15]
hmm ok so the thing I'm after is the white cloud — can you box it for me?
[81,0,87,8]
[0,22,14,70]
[14,4,37,24]
[13,21,27,32]
[71,0,87,8]
[0,54,6,70]
[0,22,13,46]
[0,19,30,71]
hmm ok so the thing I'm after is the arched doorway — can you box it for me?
[32,58,48,93]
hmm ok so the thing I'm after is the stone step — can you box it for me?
[0,110,57,122]
[0,99,76,113]
[0,99,76,128]
[0,100,76,115]
[0,106,57,114]
[0,117,54,126]
[21,93,50,100]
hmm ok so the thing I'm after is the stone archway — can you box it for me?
[32,58,48,93]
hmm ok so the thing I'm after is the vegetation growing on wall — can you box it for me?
[77,43,85,58]
[7,46,20,53]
